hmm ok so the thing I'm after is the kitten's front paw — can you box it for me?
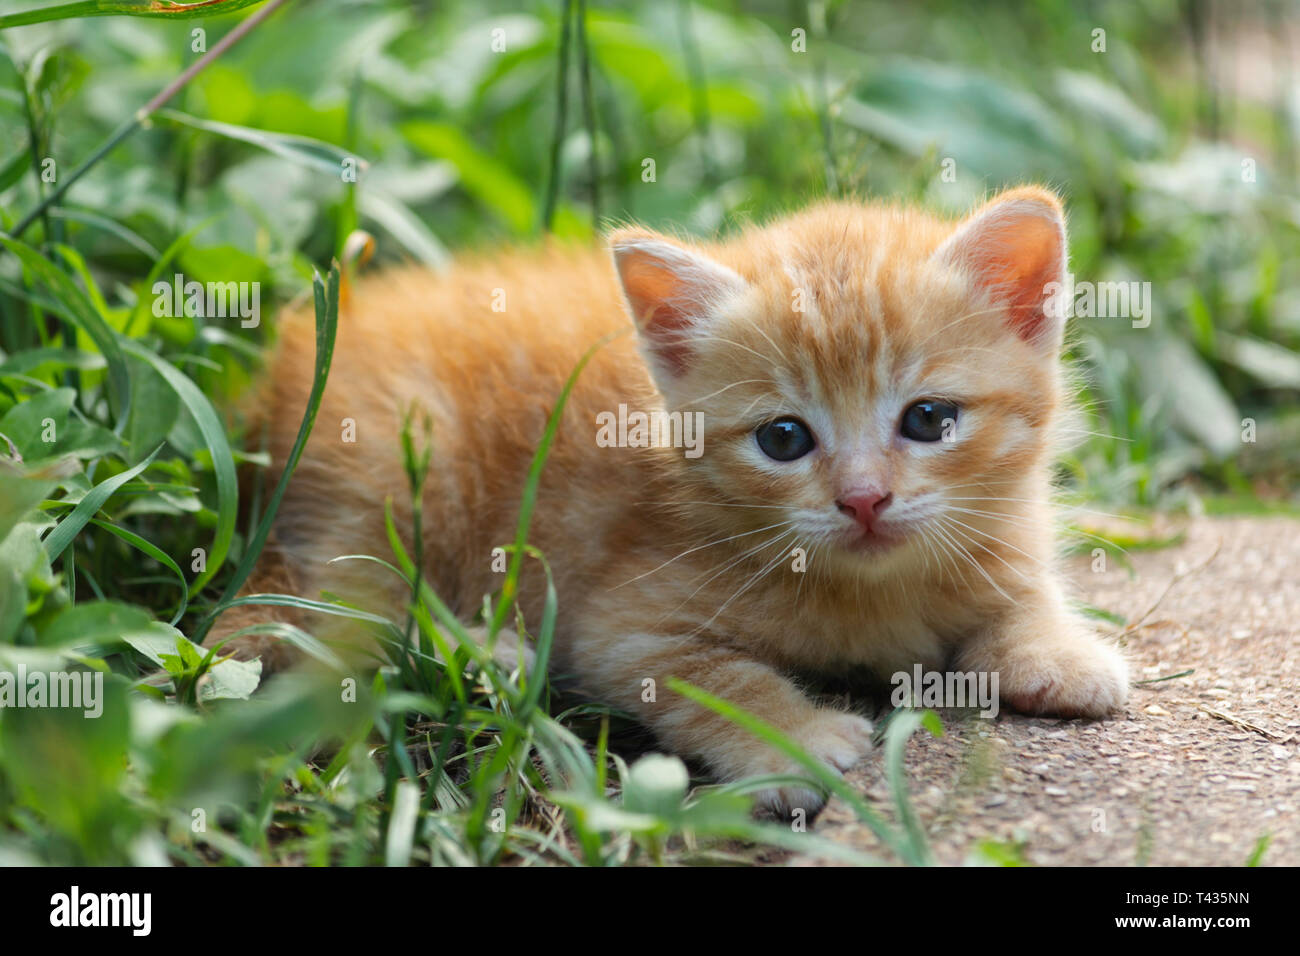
[746,710,874,817]
[995,637,1129,718]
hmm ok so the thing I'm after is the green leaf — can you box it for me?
[126,218,216,337]
[1124,332,1241,459]
[210,621,345,670]
[36,600,153,648]
[0,145,30,192]
[0,348,107,378]
[0,517,57,640]
[1218,334,1300,389]
[357,191,449,269]
[384,780,420,867]
[0,387,75,459]
[0,467,59,544]
[87,518,189,625]
[0,0,267,29]
[42,444,162,563]
[123,357,180,459]
[50,208,161,259]
[157,109,363,177]
[117,340,237,592]
[198,654,261,701]
[0,237,132,432]
[1247,834,1271,867]
[0,388,124,463]
[401,120,536,234]
[844,58,1068,183]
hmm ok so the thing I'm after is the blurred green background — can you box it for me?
[0,0,1297,866]
[2,0,1300,509]
[3,0,1298,508]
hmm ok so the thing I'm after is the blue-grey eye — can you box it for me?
[900,400,958,442]
[756,418,815,461]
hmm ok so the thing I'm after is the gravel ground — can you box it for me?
[806,516,1299,866]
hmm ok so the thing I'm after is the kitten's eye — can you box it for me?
[900,400,958,443]
[755,418,816,461]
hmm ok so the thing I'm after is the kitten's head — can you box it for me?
[609,186,1069,577]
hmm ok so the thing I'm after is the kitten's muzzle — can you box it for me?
[835,490,893,533]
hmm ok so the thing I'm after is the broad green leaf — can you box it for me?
[844,58,1068,184]
[118,339,237,592]
[36,600,153,649]
[1125,332,1241,459]
[1219,334,1300,389]
[0,387,75,459]
[197,654,261,701]
[401,120,536,234]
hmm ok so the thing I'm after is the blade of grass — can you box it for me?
[540,0,574,232]
[194,262,339,639]
[43,444,162,561]
[155,109,366,177]
[117,338,236,592]
[666,676,920,863]
[881,708,941,866]
[0,0,267,29]
[0,236,131,430]
[87,517,188,625]
[487,329,620,639]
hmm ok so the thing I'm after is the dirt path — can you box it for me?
[810,517,1299,866]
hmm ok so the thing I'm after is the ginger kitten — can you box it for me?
[211,186,1129,812]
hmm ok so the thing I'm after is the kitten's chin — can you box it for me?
[822,528,919,581]
[839,526,905,556]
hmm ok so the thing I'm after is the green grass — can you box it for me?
[0,237,942,864]
[1,0,1298,866]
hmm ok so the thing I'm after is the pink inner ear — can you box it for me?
[952,207,1065,345]
[612,239,746,378]
[619,257,695,374]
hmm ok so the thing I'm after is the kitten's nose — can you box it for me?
[836,491,892,531]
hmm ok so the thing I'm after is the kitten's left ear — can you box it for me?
[608,229,748,380]
[932,187,1068,352]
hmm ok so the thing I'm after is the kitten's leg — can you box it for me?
[956,587,1129,718]
[588,636,873,815]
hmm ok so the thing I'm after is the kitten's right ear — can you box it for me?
[932,186,1068,353]
[609,230,747,379]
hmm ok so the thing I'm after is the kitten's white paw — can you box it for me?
[997,638,1129,718]
[746,710,874,817]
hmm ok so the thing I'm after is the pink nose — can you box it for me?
[836,491,892,531]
